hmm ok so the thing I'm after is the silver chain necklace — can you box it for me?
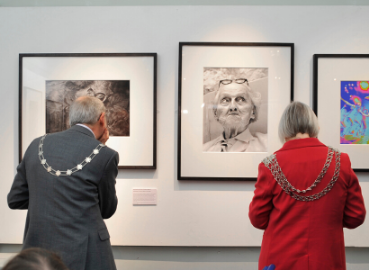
[262,147,341,202]
[38,134,106,177]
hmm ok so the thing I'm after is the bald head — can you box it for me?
[69,96,106,126]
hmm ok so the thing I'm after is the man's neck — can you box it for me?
[76,123,96,138]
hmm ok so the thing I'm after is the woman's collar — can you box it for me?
[277,137,326,152]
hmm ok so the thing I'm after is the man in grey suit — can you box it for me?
[8,96,118,270]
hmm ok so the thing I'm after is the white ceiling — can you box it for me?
[1,0,369,7]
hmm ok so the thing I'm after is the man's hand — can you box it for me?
[98,128,109,145]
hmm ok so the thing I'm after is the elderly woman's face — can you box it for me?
[216,83,254,130]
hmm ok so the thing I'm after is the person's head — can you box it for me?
[69,96,106,126]
[213,76,261,134]
[2,248,68,270]
[278,101,319,143]
[69,96,107,137]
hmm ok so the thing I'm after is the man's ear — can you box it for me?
[99,112,106,126]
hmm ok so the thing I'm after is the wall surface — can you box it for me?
[1,5,369,269]
[2,0,369,7]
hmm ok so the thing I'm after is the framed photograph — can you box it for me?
[19,53,157,169]
[313,54,369,171]
[178,42,294,180]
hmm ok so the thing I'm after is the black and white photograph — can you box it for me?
[178,42,293,180]
[46,80,130,136]
[20,53,156,169]
[203,67,268,152]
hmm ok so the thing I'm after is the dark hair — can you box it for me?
[2,248,69,270]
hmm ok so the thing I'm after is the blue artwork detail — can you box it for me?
[340,81,369,144]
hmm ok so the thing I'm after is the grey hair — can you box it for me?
[69,96,106,126]
[278,101,319,143]
[213,81,262,123]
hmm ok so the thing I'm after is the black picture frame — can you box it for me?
[313,54,369,172]
[178,42,294,181]
[19,53,157,169]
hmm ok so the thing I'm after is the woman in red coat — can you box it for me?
[249,101,366,270]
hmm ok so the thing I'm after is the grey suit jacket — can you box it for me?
[8,125,118,270]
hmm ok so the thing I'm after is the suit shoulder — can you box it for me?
[261,153,276,167]
[101,145,119,158]
[31,135,46,144]
[337,151,351,171]
[24,136,44,155]
[99,145,119,170]
[338,151,349,161]
[325,147,350,164]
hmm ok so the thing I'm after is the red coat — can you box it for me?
[249,138,366,270]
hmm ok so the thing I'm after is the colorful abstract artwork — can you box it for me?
[340,81,369,144]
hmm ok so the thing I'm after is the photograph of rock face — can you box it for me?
[203,68,268,152]
[46,80,130,136]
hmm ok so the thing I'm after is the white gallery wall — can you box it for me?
[1,5,369,269]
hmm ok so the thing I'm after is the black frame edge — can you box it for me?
[312,54,319,115]
[291,44,295,102]
[152,53,157,170]
[178,43,183,180]
[19,54,24,164]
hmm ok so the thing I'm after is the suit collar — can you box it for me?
[69,125,96,138]
[76,123,94,135]
[277,138,326,152]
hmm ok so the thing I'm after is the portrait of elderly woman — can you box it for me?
[46,80,130,136]
[203,68,268,152]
